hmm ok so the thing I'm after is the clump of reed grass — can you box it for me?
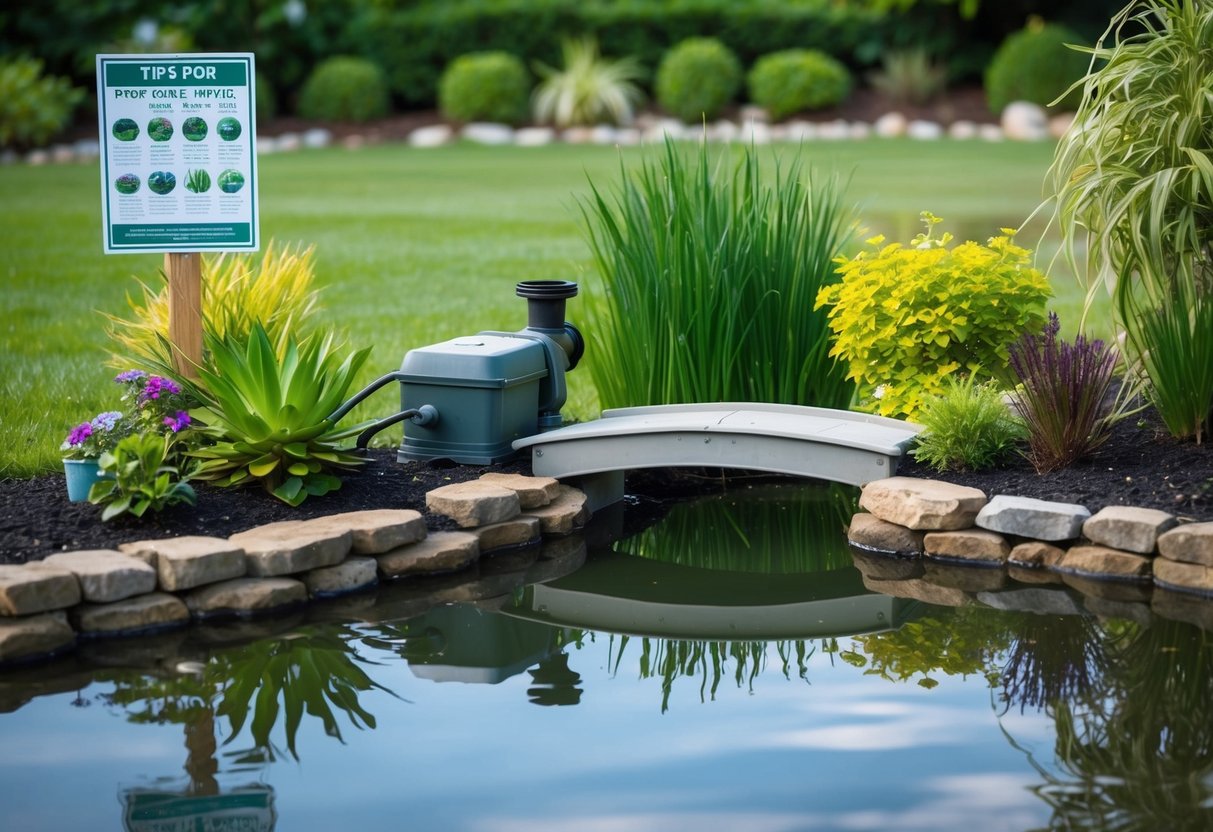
[911,375,1025,472]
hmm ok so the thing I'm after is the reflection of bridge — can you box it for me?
[514,403,922,510]
[501,554,920,641]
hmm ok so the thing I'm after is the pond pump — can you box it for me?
[328,280,583,465]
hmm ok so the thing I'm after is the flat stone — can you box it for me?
[119,536,246,591]
[847,513,925,555]
[305,509,426,555]
[478,472,560,509]
[1157,521,1213,566]
[976,587,1083,616]
[976,495,1090,541]
[923,560,1006,593]
[0,611,74,665]
[1007,541,1066,570]
[185,577,307,618]
[859,477,986,531]
[1083,506,1176,554]
[849,547,925,582]
[475,517,541,552]
[521,485,589,535]
[42,550,157,603]
[426,481,520,528]
[0,563,81,616]
[861,575,972,607]
[377,531,480,579]
[924,529,1010,564]
[1056,545,1152,583]
[303,557,379,598]
[228,520,352,577]
[1153,558,1213,596]
[70,592,189,636]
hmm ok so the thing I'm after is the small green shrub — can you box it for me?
[655,38,742,123]
[868,48,947,106]
[0,57,84,150]
[297,56,389,123]
[439,52,530,125]
[815,213,1052,419]
[747,49,851,120]
[911,376,1025,473]
[91,433,196,521]
[532,38,644,127]
[985,20,1089,113]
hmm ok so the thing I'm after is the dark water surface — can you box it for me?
[2,484,1211,831]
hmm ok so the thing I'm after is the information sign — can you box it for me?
[96,53,259,254]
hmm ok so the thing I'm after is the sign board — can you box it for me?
[123,786,276,832]
[96,53,259,254]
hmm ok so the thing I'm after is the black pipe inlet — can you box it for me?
[516,280,578,332]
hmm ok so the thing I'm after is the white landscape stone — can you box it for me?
[1000,101,1049,141]
[42,550,157,603]
[426,481,520,528]
[228,520,352,577]
[0,563,81,616]
[119,535,246,591]
[976,495,1090,541]
[409,125,453,148]
[1083,505,1176,554]
[947,120,979,140]
[873,112,907,138]
[906,120,943,140]
[461,122,514,145]
[306,509,427,555]
[477,473,559,509]
[514,127,556,147]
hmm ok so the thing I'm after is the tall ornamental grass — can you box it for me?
[579,139,857,410]
[1047,0,1213,441]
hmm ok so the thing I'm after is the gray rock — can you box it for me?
[1056,545,1152,583]
[478,472,560,509]
[906,120,943,140]
[924,529,1010,564]
[514,127,556,147]
[847,513,925,555]
[859,477,987,531]
[521,484,589,535]
[948,120,979,140]
[376,531,480,579]
[1157,521,1213,566]
[426,481,520,528]
[303,557,379,598]
[302,128,332,149]
[228,520,352,577]
[976,494,1090,541]
[70,592,190,636]
[409,125,453,148]
[461,122,514,145]
[1001,101,1049,141]
[307,509,426,555]
[42,550,157,603]
[873,112,907,138]
[976,587,1083,616]
[0,563,81,616]
[0,611,74,665]
[119,536,246,591]
[475,517,541,552]
[1083,505,1176,554]
[186,577,307,618]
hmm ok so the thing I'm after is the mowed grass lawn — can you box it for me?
[0,138,1099,477]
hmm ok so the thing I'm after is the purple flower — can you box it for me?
[114,369,147,384]
[66,422,93,446]
[163,411,191,432]
[141,376,182,402]
[91,411,124,432]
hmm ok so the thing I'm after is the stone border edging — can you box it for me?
[0,473,590,667]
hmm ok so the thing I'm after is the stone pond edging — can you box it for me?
[848,476,1213,629]
[0,473,590,668]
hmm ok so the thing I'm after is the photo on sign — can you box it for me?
[182,116,208,141]
[185,169,211,193]
[114,173,140,194]
[217,117,241,141]
[147,170,176,195]
[218,169,244,193]
[147,116,174,141]
[112,118,139,141]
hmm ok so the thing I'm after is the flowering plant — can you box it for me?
[60,370,195,460]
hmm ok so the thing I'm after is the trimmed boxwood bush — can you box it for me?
[0,57,83,150]
[747,49,851,120]
[656,38,742,123]
[439,52,530,125]
[985,21,1089,113]
[297,56,389,123]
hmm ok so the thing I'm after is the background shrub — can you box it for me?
[985,20,1089,113]
[439,52,530,125]
[0,57,83,150]
[532,38,643,127]
[655,38,742,123]
[255,71,277,124]
[747,49,851,120]
[297,56,389,123]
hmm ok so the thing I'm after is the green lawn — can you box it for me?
[0,138,1102,477]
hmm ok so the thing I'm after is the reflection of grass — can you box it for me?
[614,483,857,574]
[0,141,1064,475]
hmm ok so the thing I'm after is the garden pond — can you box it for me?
[2,483,1211,831]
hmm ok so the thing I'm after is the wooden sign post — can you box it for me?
[165,252,203,378]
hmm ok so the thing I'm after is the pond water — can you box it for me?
[2,484,1212,831]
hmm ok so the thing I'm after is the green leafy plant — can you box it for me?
[181,117,207,141]
[60,370,194,461]
[217,169,244,193]
[655,38,742,123]
[580,139,857,410]
[298,56,389,123]
[105,241,323,372]
[186,323,371,506]
[816,212,1052,419]
[746,49,851,120]
[216,117,241,141]
[438,51,530,125]
[90,432,196,521]
[1048,0,1213,443]
[911,375,1025,472]
[0,56,84,151]
[867,48,947,106]
[1008,312,1123,472]
[185,168,210,194]
[147,116,173,141]
[532,38,644,128]
[985,19,1090,114]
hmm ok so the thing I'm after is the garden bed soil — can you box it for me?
[3,407,1210,566]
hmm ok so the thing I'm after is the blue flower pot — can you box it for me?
[63,458,103,502]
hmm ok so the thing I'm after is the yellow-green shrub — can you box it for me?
[815,213,1051,419]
